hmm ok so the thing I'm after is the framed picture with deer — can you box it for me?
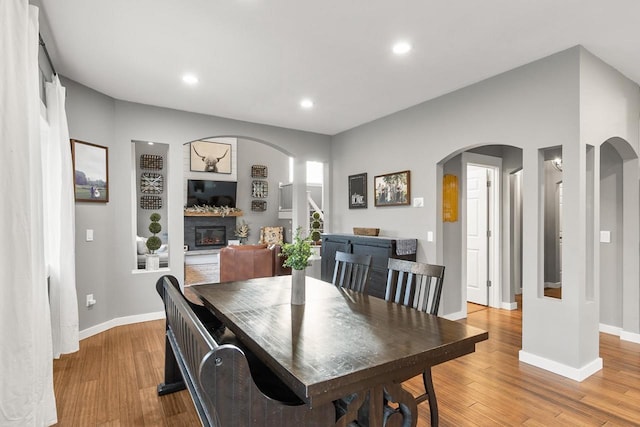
[190,140,232,174]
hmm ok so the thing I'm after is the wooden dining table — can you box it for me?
[190,275,488,426]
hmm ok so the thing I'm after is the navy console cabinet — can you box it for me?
[321,234,417,299]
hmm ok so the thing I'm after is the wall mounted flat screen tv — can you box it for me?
[186,180,237,208]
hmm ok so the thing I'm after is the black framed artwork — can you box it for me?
[71,139,109,202]
[349,173,367,209]
[374,170,411,207]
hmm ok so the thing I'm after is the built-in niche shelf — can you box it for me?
[184,211,243,217]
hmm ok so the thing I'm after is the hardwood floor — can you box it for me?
[53,302,640,426]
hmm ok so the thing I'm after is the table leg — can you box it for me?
[334,383,417,427]
[157,333,186,395]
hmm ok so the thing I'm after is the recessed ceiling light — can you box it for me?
[147,142,154,145]
[392,41,412,55]
[182,74,198,85]
[300,98,314,109]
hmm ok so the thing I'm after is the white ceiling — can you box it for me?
[36,0,640,136]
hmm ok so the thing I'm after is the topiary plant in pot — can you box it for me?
[145,213,162,270]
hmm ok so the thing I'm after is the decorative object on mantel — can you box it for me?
[140,195,162,209]
[252,180,268,198]
[251,164,268,178]
[353,227,380,236]
[184,205,243,217]
[280,227,312,305]
[140,172,163,194]
[251,200,267,212]
[442,174,458,222]
[145,213,162,270]
[234,220,250,244]
[139,154,163,170]
[374,170,411,207]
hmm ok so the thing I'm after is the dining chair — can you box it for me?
[332,251,372,293]
[384,258,446,426]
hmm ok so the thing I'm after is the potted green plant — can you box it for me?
[145,213,162,270]
[281,227,312,304]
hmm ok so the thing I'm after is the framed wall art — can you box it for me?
[348,173,367,209]
[139,154,163,170]
[252,180,268,198]
[190,140,232,174]
[374,170,410,207]
[251,164,268,178]
[71,139,109,203]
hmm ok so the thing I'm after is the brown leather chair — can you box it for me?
[219,244,274,282]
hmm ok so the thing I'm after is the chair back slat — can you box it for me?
[333,251,372,293]
[385,258,445,315]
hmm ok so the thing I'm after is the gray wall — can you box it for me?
[330,46,640,373]
[63,77,330,332]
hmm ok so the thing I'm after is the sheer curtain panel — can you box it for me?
[0,2,58,425]
[45,76,79,358]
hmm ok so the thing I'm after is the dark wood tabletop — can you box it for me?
[191,276,488,408]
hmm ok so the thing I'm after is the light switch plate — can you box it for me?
[86,229,94,241]
[413,197,424,208]
[600,230,611,243]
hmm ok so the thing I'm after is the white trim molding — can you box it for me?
[620,330,640,344]
[599,323,622,336]
[443,310,467,321]
[79,311,165,340]
[501,301,518,310]
[519,350,602,382]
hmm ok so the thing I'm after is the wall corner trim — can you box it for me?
[518,350,602,382]
[79,311,165,340]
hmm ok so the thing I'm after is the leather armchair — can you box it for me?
[219,244,290,283]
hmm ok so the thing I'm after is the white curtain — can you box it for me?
[0,2,58,426]
[44,76,79,358]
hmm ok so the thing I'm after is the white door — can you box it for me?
[467,165,489,305]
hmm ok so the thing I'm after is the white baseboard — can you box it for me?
[501,301,518,310]
[599,323,621,336]
[620,330,640,344]
[79,311,165,340]
[518,350,602,382]
[599,324,640,343]
[443,310,466,321]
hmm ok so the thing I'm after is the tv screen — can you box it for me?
[187,180,237,208]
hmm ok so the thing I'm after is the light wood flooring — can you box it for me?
[53,301,640,426]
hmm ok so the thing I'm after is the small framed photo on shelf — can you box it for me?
[71,139,109,203]
[348,173,367,209]
[374,170,411,207]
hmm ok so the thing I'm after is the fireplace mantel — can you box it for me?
[184,211,243,217]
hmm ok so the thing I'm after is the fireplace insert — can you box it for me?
[194,226,227,248]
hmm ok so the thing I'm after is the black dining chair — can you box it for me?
[384,258,446,426]
[332,251,372,293]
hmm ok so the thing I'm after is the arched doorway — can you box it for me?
[438,144,523,318]
[599,137,639,339]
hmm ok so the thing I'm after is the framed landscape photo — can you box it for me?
[374,170,410,207]
[71,139,109,203]
[348,173,367,209]
[190,140,232,174]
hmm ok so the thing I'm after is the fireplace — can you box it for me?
[195,225,227,248]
